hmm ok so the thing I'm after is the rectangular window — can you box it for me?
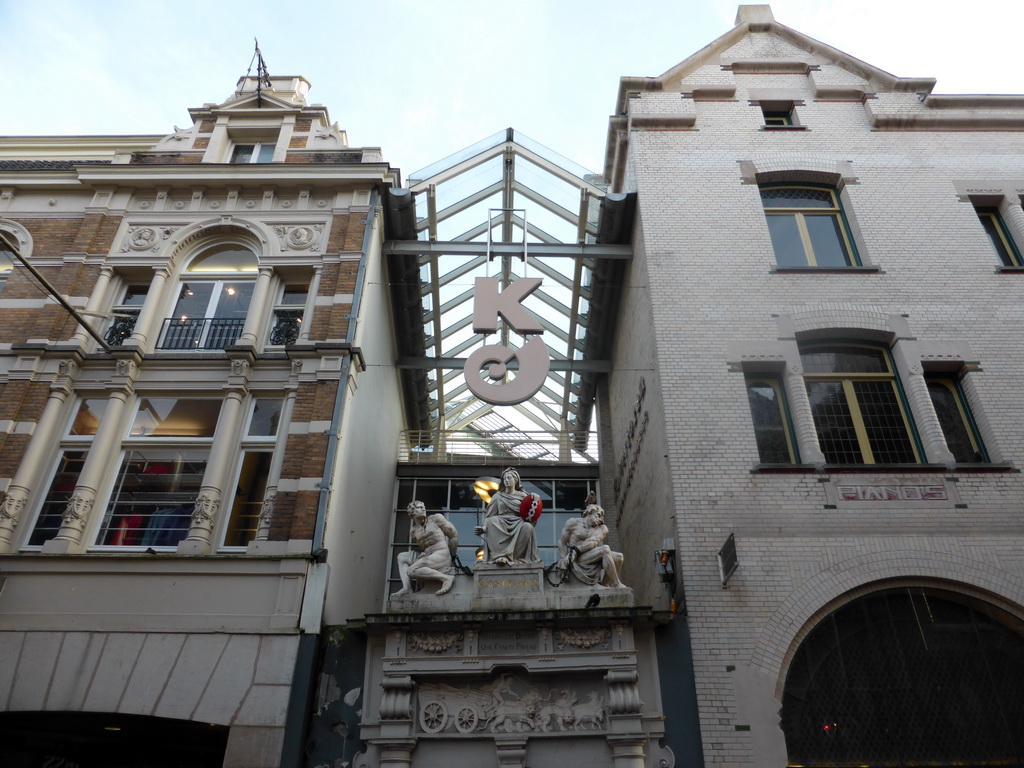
[746,376,797,463]
[761,101,795,127]
[95,398,222,548]
[268,284,308,346]
[927,376,987,463]
[104,283,147,347]
[221,398,282,549]
[975,206,1022,266]
[761,185,857,268]
[802,345,918,465]
[230,142,275,164]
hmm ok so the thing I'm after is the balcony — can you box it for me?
[156,317,245,350]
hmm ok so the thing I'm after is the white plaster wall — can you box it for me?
[323,208,404,624]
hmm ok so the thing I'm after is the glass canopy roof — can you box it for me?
[385,129,633,465]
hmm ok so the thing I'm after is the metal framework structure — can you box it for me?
[384,129,635,464]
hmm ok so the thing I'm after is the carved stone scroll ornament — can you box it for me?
[380,675,415,720]
[605,669,642,715]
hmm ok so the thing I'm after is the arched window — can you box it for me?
[782,588,1024,765]
[761,185,858,267]
[159,245,258,350]
[801,343,918,464]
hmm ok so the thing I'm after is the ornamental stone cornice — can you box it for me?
[75,163,399,188]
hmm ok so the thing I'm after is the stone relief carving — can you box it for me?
[191,492,219,526]
[554,628,611,651]
[393,500,459,597]
[60,491,94,526]
[408,631,463,654]
[273,224,323,251]
[0,490,27,523]
[122,226,177,252]
[417,674,606,735]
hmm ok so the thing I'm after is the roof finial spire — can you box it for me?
[247,38,273,107]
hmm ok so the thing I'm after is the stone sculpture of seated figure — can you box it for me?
[474,467,541,566]
[393,500,459,596]
[556,503,625,588]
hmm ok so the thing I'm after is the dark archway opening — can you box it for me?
[782,587,1024,767]
[0,711,229,768]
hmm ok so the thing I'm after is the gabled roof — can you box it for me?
[612,4,936,114]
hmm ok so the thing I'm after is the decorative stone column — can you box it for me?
[999,197,1024,253]
[71,266,115,347]
[253,378,299,543]
[43,361,137,554]
[0,361,77,552]
[178,363,249,554]
[297,266,322,344]
[236,266,274,347]
[374,675,417,768]
[126,265,172,350]
[903,363,955,464]
[783,361,826,465]
[605,669,648,768]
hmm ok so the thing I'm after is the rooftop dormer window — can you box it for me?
[231,142,275,164]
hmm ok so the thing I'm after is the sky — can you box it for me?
[3,0,1023,180]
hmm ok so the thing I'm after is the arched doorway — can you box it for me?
[782,587,1024,766]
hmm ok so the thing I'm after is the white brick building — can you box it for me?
[604,4,1024,765]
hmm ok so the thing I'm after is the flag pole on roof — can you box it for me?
[247,38,273,107]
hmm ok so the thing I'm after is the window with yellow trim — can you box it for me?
[745,376,798,463]
[801,344,918,464]
[974,206,1021,266]
[761,185,857,268]
[927,376,987,463]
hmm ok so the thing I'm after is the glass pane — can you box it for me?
[928,381,981,463]
[231,145,254,164]
[213,282,254,320]
[173,282,214,320]
[70,399,107,436]
[766,215,807,267]
[188,246,258,273]
[801,347,888,374]
[747,382,792,463]
[121,285,149,306]
[396,480,415,509]
[853,380,917,463]
[449,480,483,510]
[29,450,87,545]
[554,480,591,511]
[760,187,834,209]
[223,451,272,546]
[256,144,275,163]
[248,398,282,436]
[97,449,207,546]
[807,381,863,464]
[979,212,1015,265]
[446,511,481,555]
[805,215,852,267]
[281,286,308,305]
[412,479,449,510]
[131,398,221,437]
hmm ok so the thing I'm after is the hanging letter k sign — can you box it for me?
[465,277,550,406]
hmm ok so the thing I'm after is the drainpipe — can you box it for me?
[280,188,380,768]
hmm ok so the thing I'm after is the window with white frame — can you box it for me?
[104,282,148,347]
[268,284,308,346]
[159,245,258,350]
[27,398,108,546]
[221,397,283,547]
[94,397,222,548]
[230,142,275,164]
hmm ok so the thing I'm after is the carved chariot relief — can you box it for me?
[417,674,606,736]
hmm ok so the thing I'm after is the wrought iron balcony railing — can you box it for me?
[156,317,245,350]
[104,310,139,347]
[269,309,303,346]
